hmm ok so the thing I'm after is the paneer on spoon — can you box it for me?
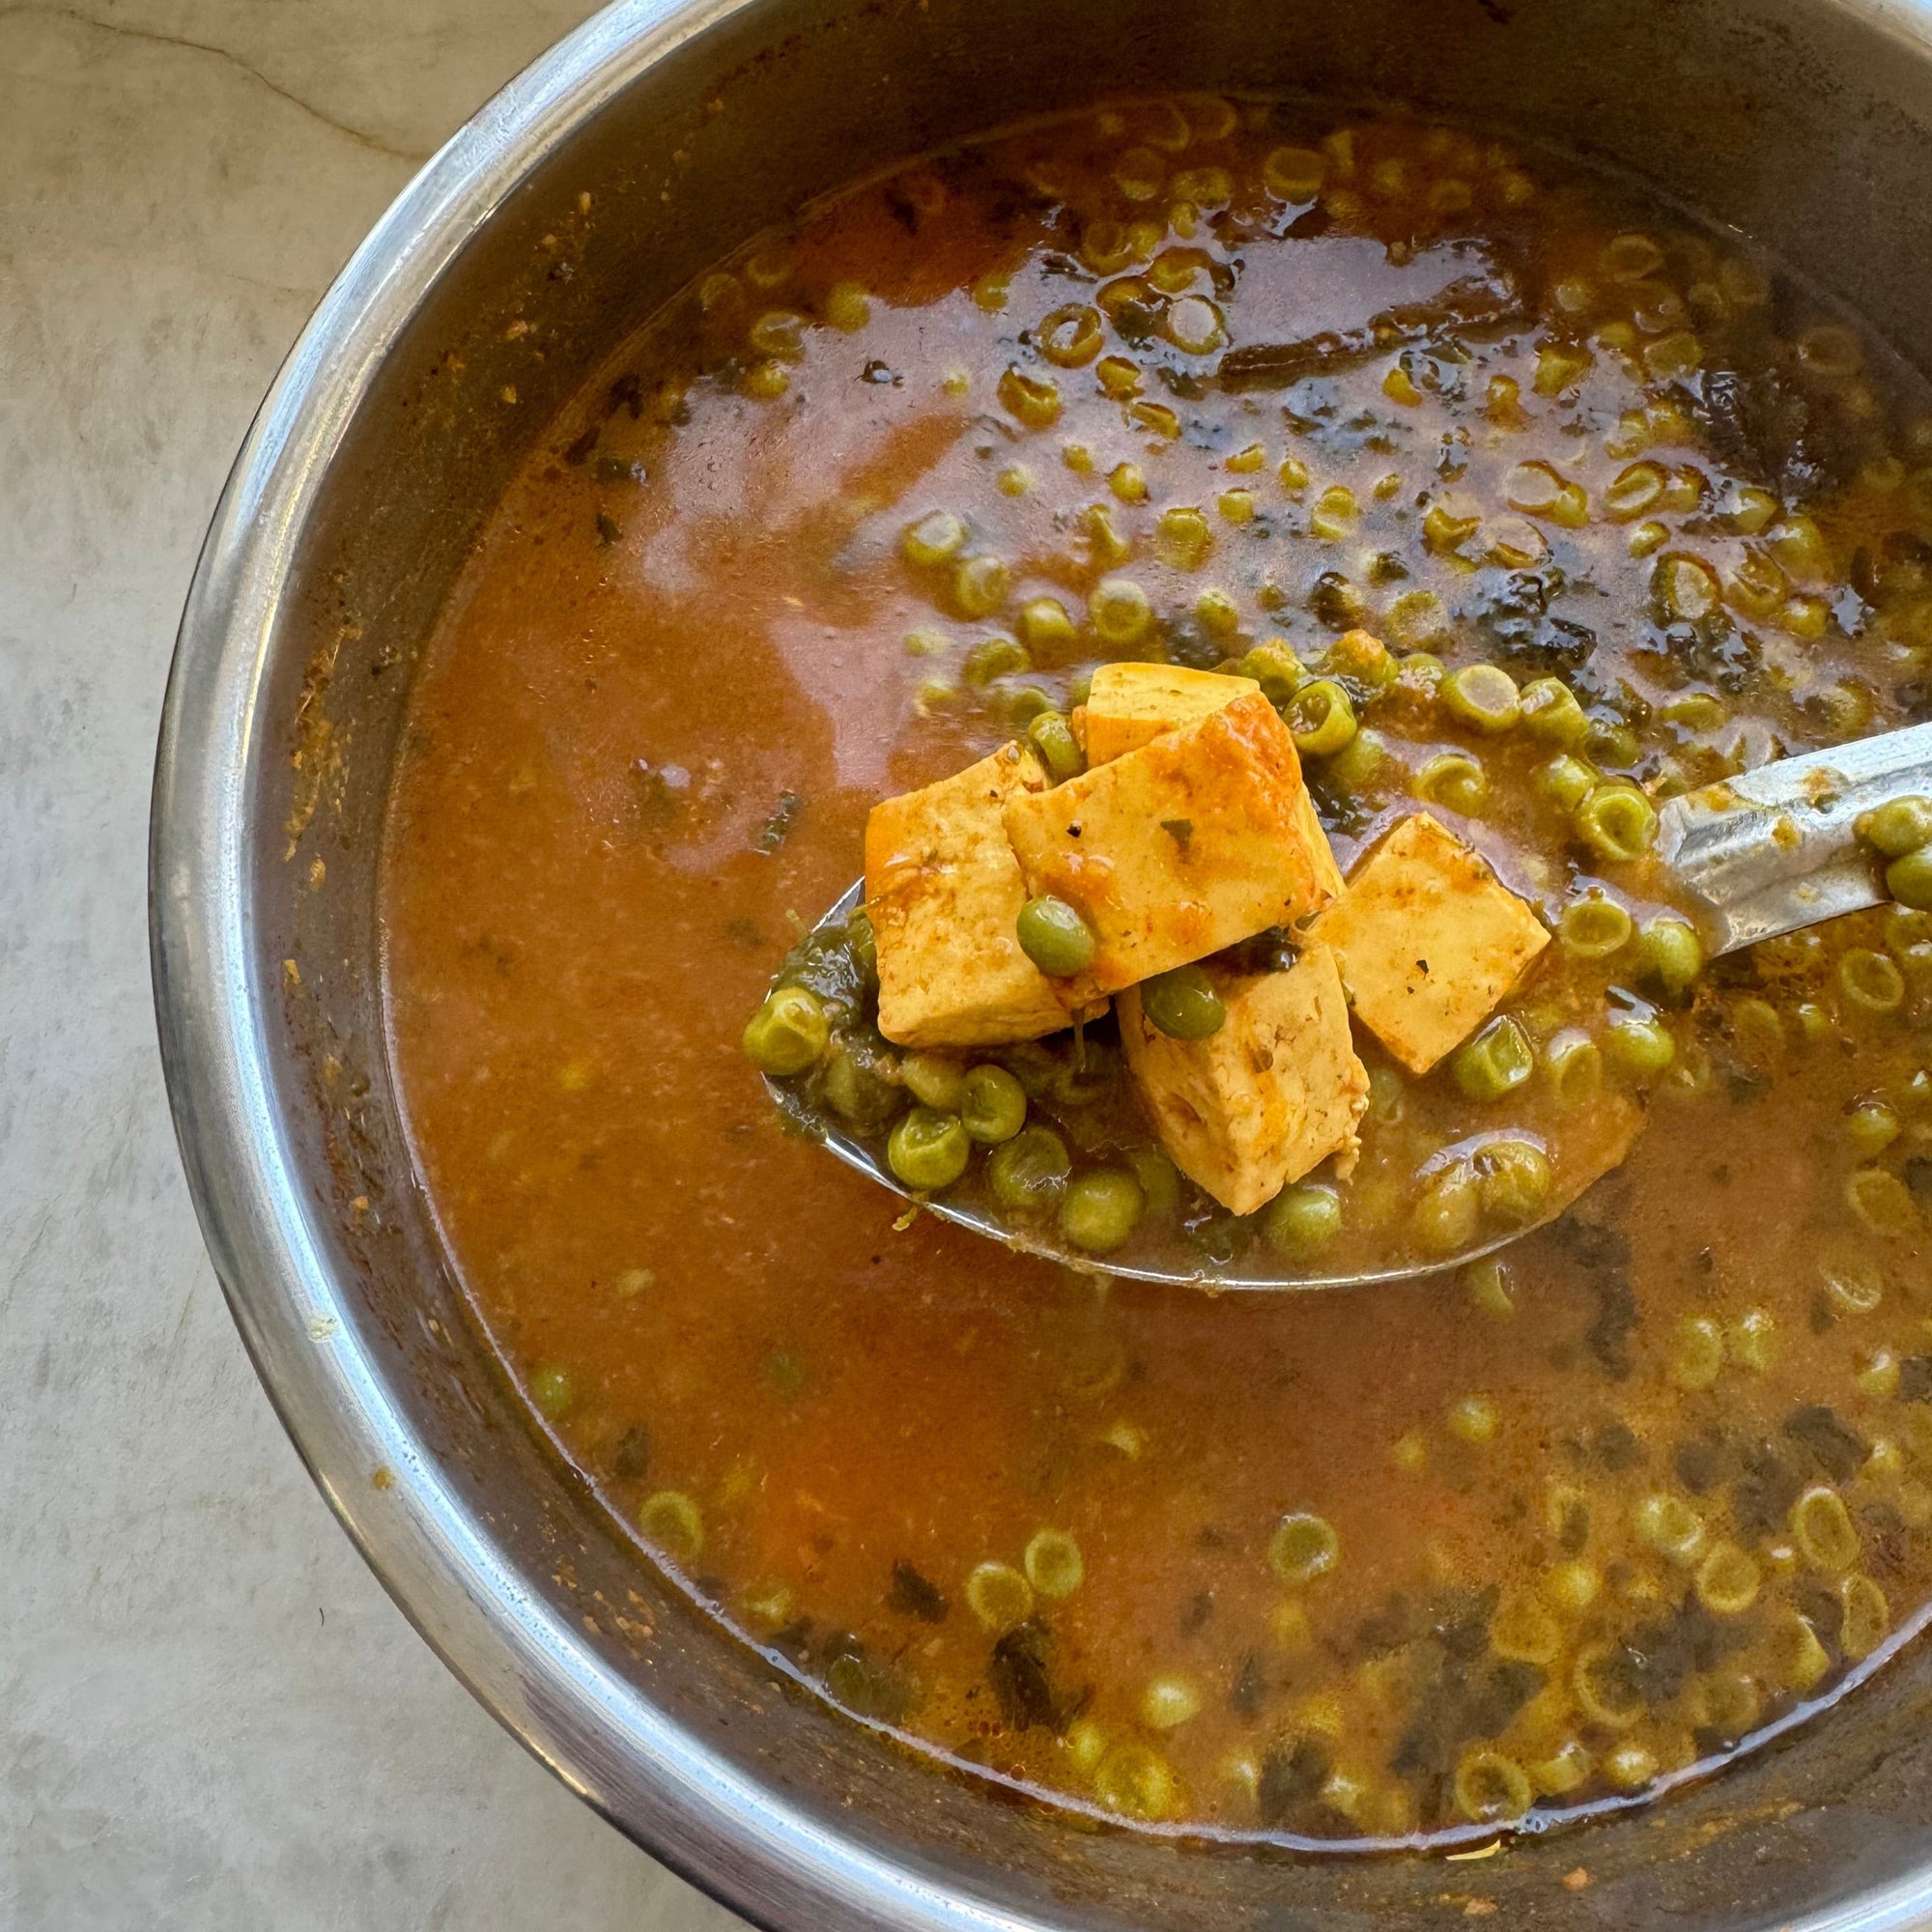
[743,655,1932,1290]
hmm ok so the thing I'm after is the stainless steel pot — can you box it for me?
[151,0,1932,1922]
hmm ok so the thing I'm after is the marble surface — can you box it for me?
[0,3,748,1924]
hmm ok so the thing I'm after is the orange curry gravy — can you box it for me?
[384,100,1932,1844]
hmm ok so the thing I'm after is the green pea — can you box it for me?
[952,554,1012,619]
[1519,676,1588,747]
[1000,683,1054,725]
[1326,726,1387,793]
[1139,1673,1204,1730]
[1127,1145,1182,1221]
[986,1125,1071,1212]
[639,1490,704,1565]
[963,635,1029,686]
[1860,795,1932,858]
[1094,1743,1176,1822]
[1264,1182,1343,1261]
[1237,640,1305,703]
[1090,576,1153,646]
[1017,895,1096,977]
[1398,650,1447,692]
[1414,1163,1481,1253]
[1367,1065,1407,1123]
[1606,1008,1676,1075]
[1847,1166,1918,1236]
[900,1052,966,1111]
[1791,1485,1861,1574]
[1415,751,1488,814]
[1286,678,1357,757]
[1845,1099,1902,1156]
[1060,1169,1145,1253]
[1463,1257,1515,1319]
[1441,663,1521,733]
[1027,709,1086,783]
[887,1107,971,1190]
[823,1047,901,1128]
[960,1065,1028,1144]
[1476,1138,1551,1222]
[1537,753,1599,812]
[1024,1529,1086,1599]
[1268,1511,1341,1583]
[1887,845,1932,912]
[1453,1016,1534,1101]
[1141,964,1227,1039]
[1634,1492,1706,1566]
[1889,906,1932,964]
[1575,782,1658,862]
[901,509,967,565]
[1542,1027,1603,1105]
[1840,947,1906,1012]
[1638,914,1705,999]
[742,986,830,1075]
[1558,895,1633,959]
[1583,719,1640,770]
[966,1559,1035,1631]
[530,1362,576,1419]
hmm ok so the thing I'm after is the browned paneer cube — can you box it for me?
[866,742,1088,1048]
[1311,811,1551,1074]
[1002,691,1342,1009]
[1079,661,1345,902]
[1082,662,1261,763]
[1119,943,1369,1215]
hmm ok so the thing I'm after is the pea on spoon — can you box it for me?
[754,722,1932,1292]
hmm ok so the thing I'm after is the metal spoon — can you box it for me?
[765,721,1932,1291]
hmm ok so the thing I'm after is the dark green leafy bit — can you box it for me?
[1554,1213,1638,1379]
[753,790,805,853]
[1360,1586,1542,1811]
[1899,1355,1932,1402]
[1731,1439,1804,1541]
[1598,1600,1748,1707]
[1160,817,1194,850]
[1673,1432,1728,1494]
[773,912,876,1026]
[1781,1404,1868,1482]
[988,1618,1084,1733]
[1468,567,1596,681]
[1229,1652,1268,1720]
[611,1425,652,1480]
[595,509,622,546]
[888,1560,950,1624]
[1589,1421,1645,1472]
[820,1630,913,1722]
[1257,1735,1332,1828]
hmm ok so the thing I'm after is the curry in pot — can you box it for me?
[383,99,1932,1843]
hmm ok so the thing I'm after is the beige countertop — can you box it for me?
[0,3,748,1922]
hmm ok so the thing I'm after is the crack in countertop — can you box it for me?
[0,4,434,165]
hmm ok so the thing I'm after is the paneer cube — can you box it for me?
[1002,692,1341,1007]
[1311,811,1550,1074]
[1119,942,1369,1215]
[1080,662,1345,903]
[866,742,1081,1048]
[1082,663,1260,764]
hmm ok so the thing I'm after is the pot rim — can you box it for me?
[148,0,1932,1925]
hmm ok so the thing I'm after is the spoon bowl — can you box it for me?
[762,881,1630,1290]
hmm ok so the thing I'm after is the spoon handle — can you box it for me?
[1654,721,1932,955]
